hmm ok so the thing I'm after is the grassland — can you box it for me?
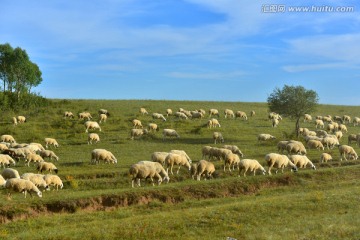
[0,99,359,240]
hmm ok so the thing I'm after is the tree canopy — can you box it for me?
[267,85,319,136]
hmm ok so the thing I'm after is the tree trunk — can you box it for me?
[295,118,300,137]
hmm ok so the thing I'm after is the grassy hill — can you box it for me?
[0,99,359,240]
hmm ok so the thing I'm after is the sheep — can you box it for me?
[348,134,357,145]
[0,174,5,187]
[208,109,220,118]
[25,153,44,167]
[1,168,20,179]
[250,110,256,117]
[277,141,289,153]
[239,159,266,177]
[166,108,172,117]
[91,149,117,164]
[191,111,204,119]
[196,160,215,181]
[289,155,316,170]
[151,152,169,165]
[304,114,312,122]
[338,124,347,133]
[164,153,191,175]
[88,133,100,144]
[174,111,188,120]
[286,141,307,155]
[98,109,110,116]
[0,134,16,143]
[323,116,332,123]
[201,146,212,159]
[334,131,343,140]
[198,109,206,116]
[129,163,162,187]
[338,145,358,161]
[84,121,102,133]
[211,148,232,161]
[12,117,18,126]
[78,112,92,120]
[2,149,25,162]
[39,150,59,161]
[5,178,42,198]
[17,116,26,123]
[213,132,224,144]
[0,143,9,151]
[315,119,324,129]
[29,142,46,152]
[147,123,159,132]
[268,112,282,121]
[45,138,59,148]
[316,130,328,138]
[99,113,107,123]
[235,111,248,120]
[257,134,276,141]
[265,153,298,175]
[353,117,360,126]
[37,162,58,174]
[130,129,148,140]
[320,153,332,163]
[139,107,149,115]
[64,111,74,119]
[169,150,192,163]
[0,154,16,168]
[322,136,339,149]
[162,129,179,140]
[272,118,280,128]
[152,113,166,121]
[132,119,143,129]
[224,109,235,118]
[223,145,244,157]
[306,139,325,151]
[343,115,351,124]
[21,173,49,191]
[316,116,323,120]
[223,152,240,172]
[208,118,221,128]
[137,161,170,184]
[44,174,64,191]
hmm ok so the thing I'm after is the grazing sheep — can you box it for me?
[224,109,235,118]
[84,121,102,133]
[0,135,16,143]
[174,112,188,120]
[166,108,173,117]
[277,141,289,153]
[316,116,323,120]
[289,155,316,170]
[151,152,169,165]
[286,141,307,155]
[223,152,240,172]
[265,153,298,175]
[191,111,204,119]
[213,132,224,144]
[0,143,8,151]
[44,174,64,191]
[130,129,148,140]
[29,142,46,152]
[5,178,42,198]
[353,117,360,126]
[223,145,244,157]
[147,123,158,132]
[320,153,332,163]
[169,150,192,163]
[45,138,59,148]
[342,115,351,124]
[137,161,170,184]
[25,153,44,167]
[129,163,162,188]
[316,130,328,138]
[78,112,93,121]
[334,131,343,140]
[17,116,26,123]
[0,174,5,187]
[257,134,276,141]
[323,116,332,123]
[250,110,256,117]
[132,119,143,129]
[98,109,110,116]
[12,117,18,126]
[1,168,20,179]
[338,145,358,161]
[88,133,100,144]
[201,146,213,159]
[91,149,117,164]
[268,112,282,121]
[207,118,221,128]
[37,162,58,174]
[196,160,215,181]
[39,150,59,161]
[162,129,179,140]
[210,148,232,161]
[152,113,166,121]
[304,114,312,122]
[348,134,357,145]
[64,111,74,119]
[235,111,248,120]
[139,107,149,115]
[338,124,348,133]
[315,119,325,129]
[164,153,191,175]
[21,173,49,191]
[99,113,107,123]
[272,118,280,128]
[307,140,325,151]
[208,109,220,118]
[322,136,339,149]
[239,159,266,177]
[0,154,16,168]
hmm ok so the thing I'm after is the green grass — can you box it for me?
[0,99,359,239]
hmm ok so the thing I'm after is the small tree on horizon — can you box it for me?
[267,85,319,137]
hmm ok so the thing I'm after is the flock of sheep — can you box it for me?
[1,106,359,198]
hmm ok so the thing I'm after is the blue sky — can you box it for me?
[1,0,359,105]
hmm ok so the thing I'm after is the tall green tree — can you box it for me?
[267,85,319,137]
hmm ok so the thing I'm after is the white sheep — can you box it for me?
[334,131,343,140]
[5,178,42,198]
[304,114,312,122]
[201,146,212,159]
[238,159,266,177]
[265,153,298,175]
[286,141,307,155]
[88,133,100,144]
[91,149,117,164]
[348,134,357,145]
[164,153,191,175]
[25,153,44,167]
[137,161,170,184]
[338,124,348,133]
[0,143,8,151]
[148,123,159,132]
[320,153,332,163]
[338,145,358,161]
[210,148,232,161]
[169,150,192,163]
[151,152,169,165]
[353,117,360,126]
[78,112,93,120]
[289,155,316,170]
[99,113,107,123]
[208,109,220,118]
[17,116,26,123]
[152,113,166,121]
[224,109,235,118]
[132,119,143,129]
[37,162,58,174]
[21,173,49,191]
[1,168,20,179]
[166,108,173,117]
[64,111,74,119]
[306,139,324,151]
[213,132,224,144]
[257,134,276,141]
[29,142,46,152]
[322,136,339,149]
[39,150,59,161]
[191,111,204,119]
[12,117,18,126]
[174,111,188,120]
[162,129,179,140]
[0,154,16,168]
[0,174,5,187]
[235,111,248,120]
[223,152,240,172]
[195,160,215,181]
[44,174,64,191]
[84,121,102,133]
[139,107,149,115]
[98,109,110,116]
[315,119,324,129]
[129,163,162,187]
[0,134,16,143]
[268,112,282,121]
[223,145,244,157]
[342,115,351,124]
[130,128,149,140]
[250,110,256,117]
[208,118,221,128]
[277,141,289,153]
[323,116,332,123]
[272,118,280,128]
[45,138,59,148]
